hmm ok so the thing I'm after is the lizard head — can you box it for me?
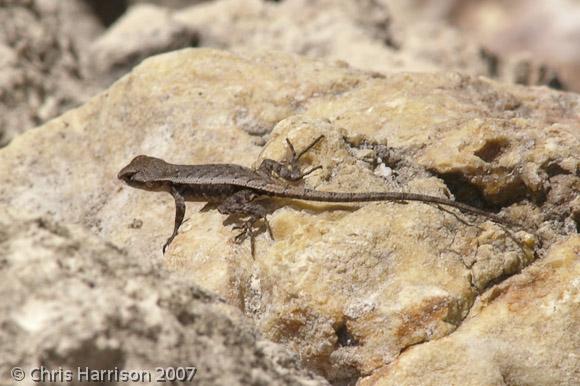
[118,155,171,191]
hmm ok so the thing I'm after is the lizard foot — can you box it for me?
[232,214,273,257]
[162,235,175,254]
[233,220,256,257]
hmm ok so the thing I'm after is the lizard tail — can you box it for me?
[277,188,508,225]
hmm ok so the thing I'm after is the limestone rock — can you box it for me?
[0,49,577,384]
[0,0,102,146]
[447,0,580,91]
[129,0,208,9]
[85,4,199,83]
[0,205,329,386]
[86,0,562,99]
[360,236,580,386]
[3,0,574,148]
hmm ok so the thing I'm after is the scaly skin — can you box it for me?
[118,136,514,255]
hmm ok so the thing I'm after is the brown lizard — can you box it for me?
[118,136,515,255]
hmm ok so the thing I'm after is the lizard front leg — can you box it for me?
[217,189,272,256]
[163,185,186,254]
[258,135,324,182]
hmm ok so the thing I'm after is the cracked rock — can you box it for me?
[0,49,577,384]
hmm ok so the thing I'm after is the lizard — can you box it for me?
[118,135,518,255]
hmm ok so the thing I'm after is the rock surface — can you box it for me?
[85,3,199,85]
[95,0,560,88]
[2,0,576,147]
[0,0,103,146]
[447,0,580,91]
[360,236,580,386]
[0,49,578,384]
[0,204,329,386]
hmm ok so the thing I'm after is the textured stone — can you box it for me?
[0,49,577,384]
[447,0,580,91]
[85,4,199,83]
[0,0,102,146]
[129,0,208,9]
[3,0,574,148]
[360,236,580,386]
[88,0,562,93]
[0,205,329,386]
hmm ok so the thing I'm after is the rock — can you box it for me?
[174,0,495,78]
[359,236,580,386]
[382,0,568,90]
[0,0,103,146]
[0,49,577,384]
[87,0,564,98]
[3,0,575,148]
[129,0,208,9]
[85,4,199,85]
[447,0,580,91]
[0,205,329,386]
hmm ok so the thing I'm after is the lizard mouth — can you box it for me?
[118,169,158,191]
[118,170,137,183]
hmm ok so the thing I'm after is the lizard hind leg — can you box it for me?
[232,214,274,257]
[231,217,257,257]
[232,220,255,255]
[218,190,273,255]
